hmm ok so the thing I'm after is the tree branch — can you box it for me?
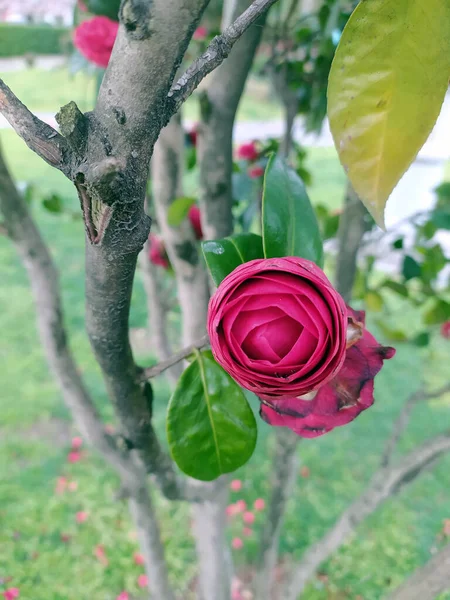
[387,543,450,600]
[284,431,450,600]
[167,0,278,116]
[141,334,210,381]
[381,383,450,467]
[0,79,72,176]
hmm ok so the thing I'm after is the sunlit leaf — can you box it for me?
[167,197,196,227]
[328,0,450,227]
[365,290,383,312]
[424,299,450,325]
[166,351,257,481]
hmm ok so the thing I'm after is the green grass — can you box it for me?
[0,67,281,122]
[2,130,450,600]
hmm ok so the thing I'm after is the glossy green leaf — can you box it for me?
[167,197,196,227]
[413,332,430,347]
[424,300,450,326]
[262,155,323,266]
[167,351,257,481]
[328,0,450,227]
[85,0,121,20]
[402,256,422,281]
[202,233,264,286]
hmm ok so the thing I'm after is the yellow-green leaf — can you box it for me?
[328,0,450,228]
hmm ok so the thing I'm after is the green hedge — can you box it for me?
[0,24,71,58]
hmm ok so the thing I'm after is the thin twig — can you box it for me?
[382,383,450,467]
[166,0,279,115]
[0,79,72,176]
[141,334,210,381]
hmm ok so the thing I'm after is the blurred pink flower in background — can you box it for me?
[76,511,88,524]
[253,498,265,511]
[134,552,145,566]
[230,479,242,492]
[137,574,149,588]
[3,589,19,600]
[248,165,264,179]
[243,511,255,525]
[232,537,243,550]
[193,26,208,41]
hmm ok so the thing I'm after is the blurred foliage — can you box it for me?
[0,24,71,58]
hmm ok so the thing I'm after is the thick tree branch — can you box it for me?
[167,0,278,115]
[284,431,450,600]
[141,334,210,381]
[254,430,300,600]
[387,543,450,600]
[0,79,73,176]
[335,180,371,304]
[382,383,450,467]
[0,146,176,600]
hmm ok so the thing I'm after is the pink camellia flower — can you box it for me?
[235,500,247,513]
[137,574,149,588]
[226,503,239,517]
[232,537,243,550]
[230,479,242,492]
[188,205,203,240]
[236,141,259,162]
[260,306,395,438]
[243,527,252,537]
[76,511,88,524]
[3,589,19,600]
[134,552,145,566]
[71,436,83,450]
[193,26,208,41]
[243,511,255,525]
[208,257,395,438]
[116,592,129,600]
[253,498,265,511]
[94,544,108,566]
[441,320,450,339]
[73,16,119,68]
[148,234,170,270]
[67,450,82,463]
[248,165,265,179]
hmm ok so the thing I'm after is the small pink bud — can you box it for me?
[71,436,83,449]
[116,593,129,600]
[94,544,108,566]
[243,527,252,537]
[55,476,67,494]
[60,533,71,543]
[67,451,82,464]
[230,479,242,492]
[68,481,78,492]
[235,500,247,513]
[300,466,310,478]
[248,165,264,179]
[3,589,20,600]
[441,320,450,339]
[226,503,238,517]
[236,141,259,162]
[243,511,255,525]
[253,498,265,511]
[232,537,243,550]
[137,574,149,588]
[193,26,208,41]
[76,511,88,524]
[134,552,145,566]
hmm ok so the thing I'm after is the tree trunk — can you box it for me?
[334,180,370,304]
[387,544,450,600]
[254,430,299,600]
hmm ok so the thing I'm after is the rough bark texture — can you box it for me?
[151,114,210,346]
[387,543,450,600]
[335,181,371,303]
[198,0,268,240]
[0,148,175,600]
[284,431,450,600]
[255,430,299,600]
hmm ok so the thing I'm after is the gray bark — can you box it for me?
[284,431,450,600]
[335,181,371,304]
[198,0,268,240]
[255,430,299,600]
[0,147,175,600]
[387,543,450,600]
[151,114,210,347]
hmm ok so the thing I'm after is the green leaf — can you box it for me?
[381,280,409,298]
[167,197,196,227]
[262,155,323,266]
[365,291,383,312]
[431,210,450,230]
[85,0,121,20]
[328,0,450,227]
[402,256,422,281]
[202,234,264,286]
[166,351,257,481]
[413,332,430,347]
[424,300,450,325]
[392,238,404,250]
[434,182,450,203]
[375,320,408,342]
[42,194,63,213]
